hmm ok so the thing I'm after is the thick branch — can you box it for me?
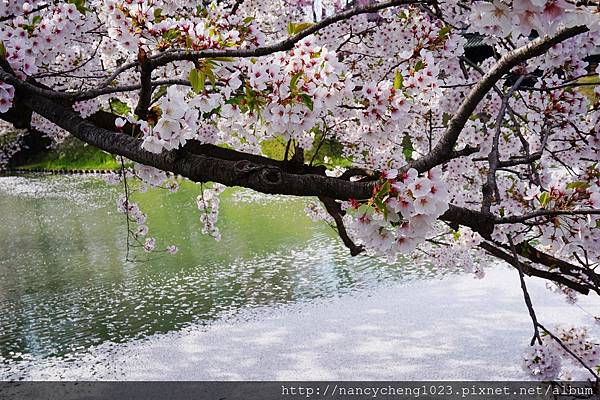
[133,52,154,120]
[20,92,376,199]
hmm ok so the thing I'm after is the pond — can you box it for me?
[0,175,460,364]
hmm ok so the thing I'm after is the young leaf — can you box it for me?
[206,68,217,89]
[539,191,551,208]
[288,21,315,36]
[566,181,589,190]
[374,197,385,213]
[401,134,414,161]
[189,68,205,94]
[68,0,88,13]
[438,25,452,40]
[290,72,303,91]
[299,93,313,111]
[109,98,131,116]
[376,181,391,198]
[393,70,403,89]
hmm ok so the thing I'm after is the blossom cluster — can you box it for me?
[428,227,486,279]
[138,38,350,155]
[470,0,600,37]
[523,325,600,380]
[104,0,264,54]
[72,99,101,119]
[0,1,92,111]
[522,343,563,381]
[345,167,449,259]
[0,82,14,113]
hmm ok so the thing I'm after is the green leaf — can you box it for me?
[299,93,313,111]
[109,98,131,116]
[566,181,589,190]
[189,68,205,94]
[376,181,391,198]
[401,134,414,161]
[357,204,373,216]
[414,60,425,72]
[226,95,244,106]
[438,25,452,40]
[290,72,302,91]
[151,85,168,103]
[162,29,179,41]
[67,0,88,14]
[393,70,403,90]
[539,191,551,208]
[287,21,314,36]
[0,41,5,58]
[206,68,217,89]
[374,196,385,210]
[185,35,193,49]
[209,57,236,62]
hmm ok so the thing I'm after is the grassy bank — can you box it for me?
[19,137,119,171]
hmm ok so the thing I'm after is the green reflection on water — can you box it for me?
[0,175,457,360]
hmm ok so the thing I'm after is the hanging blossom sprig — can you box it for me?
[197,182,225,241]
[109,156,179,257]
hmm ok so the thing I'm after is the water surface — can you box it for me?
[0,175,459,363]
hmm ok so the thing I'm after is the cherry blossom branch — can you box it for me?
[134,50,153,120]
[20,90,378,199]
[6,72,599,296]
[98,0,431,87]
[148,0,430,67]
[0,69,191,101]
[406,25,589,174]
[482,75,525,213]
[508,234,542,346]
[509,230,600,381]
[0,2,51,22]
[496,209,600,224]
[520,80,599,92]
[537,322,600,382]
[478,241,597,295]
[319,196,364,256]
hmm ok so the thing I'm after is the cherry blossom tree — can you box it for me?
[0,0,600,382]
